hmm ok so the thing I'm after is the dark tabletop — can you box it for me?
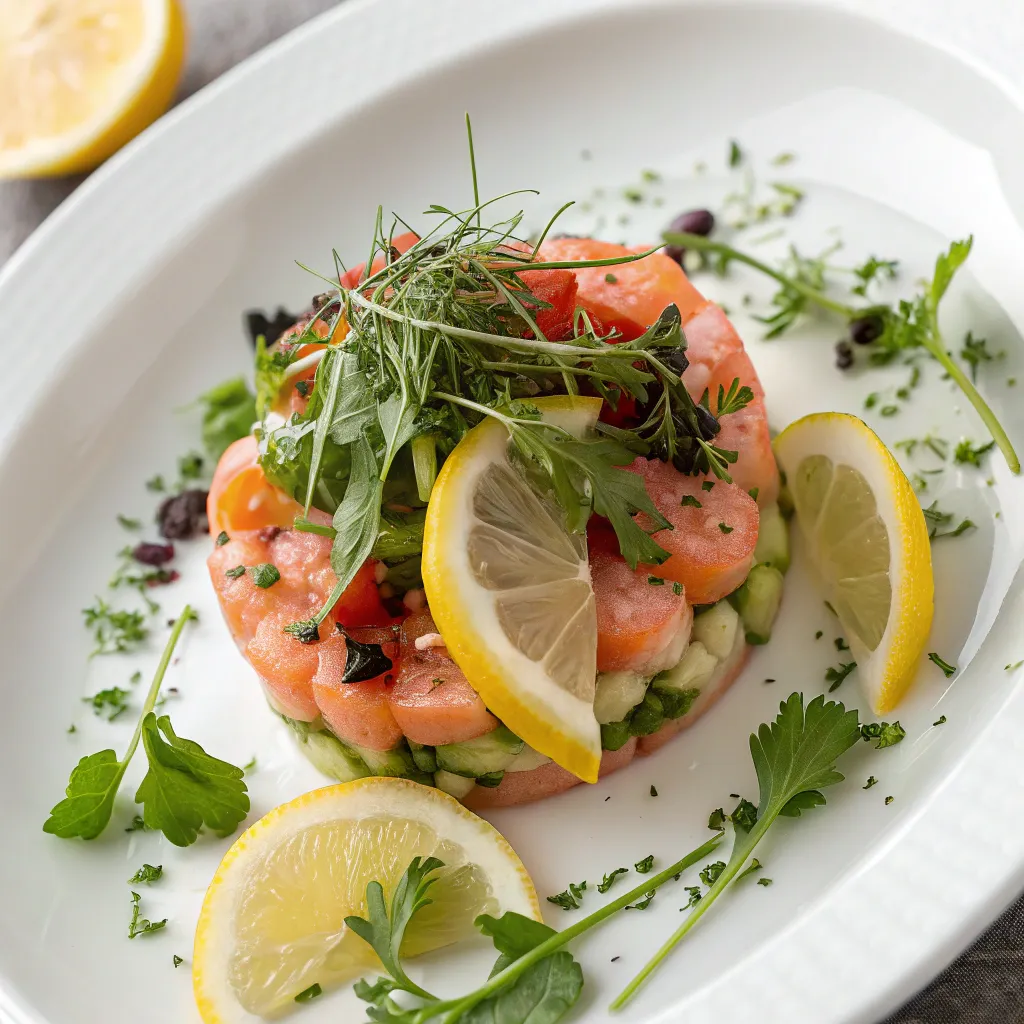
[0,1,1018,1020]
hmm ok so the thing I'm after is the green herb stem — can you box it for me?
[122,607,194,769]
[413,833,724,1024]
[663,231,859,320]
[292,517,337,538]
[609,823,764,1009]
[922,328,1020,474]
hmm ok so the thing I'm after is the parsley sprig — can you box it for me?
[43,606,249,846]
[612,693,861,1007]
[664,230,1020,474]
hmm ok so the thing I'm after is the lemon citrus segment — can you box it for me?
[0,0,186,178]
[773,412,933,714]
[423,396,603,783]
[193,778,539,1023]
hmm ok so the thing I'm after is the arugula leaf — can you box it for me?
[304,346,347,514]
[135,715,249,847]
[328,351,378,445]
[199,378,257,460]
[345,855,443,1002]
[378,391,419,480]
[329,437,384,599]
[613,693,860,1009]
[460,953,583,1024]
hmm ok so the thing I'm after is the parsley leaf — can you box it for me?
[860,721,906,748]
[345,856,443,1002]
[44,607,247,845]
[699,861,725,886]
[249,563,280,589]
[928,652,957,678]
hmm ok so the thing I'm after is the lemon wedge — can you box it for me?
[193,778,539,1022]
[773,412,933,714]
[0,0,186,178]
[422,396,603,783]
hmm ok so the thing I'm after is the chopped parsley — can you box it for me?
[597,868,629,893]
[250,563,281,589]
[928,652,957,678]
[128,892,167,939]
[699,861,725,886]
[825,661,857,692]
[729,798,758,832]
[718,522,733,534]
[117,514,142,530]
[177,451,204,482]
[215,531,230,547]
[860,721,906,748]
[605,273,619,284]
[954,439,995,467]
[173,955,184,968]
[225,565,246,579]
[650,785,658,797]
[295,983,323,1003]
[932,715,947,726]
[735,858,763,882]
[125,815,150,833]
[128,863,163,884]
[145,475,166,493]
[707,807,726,830]
[680,495,702,508]
[684,886,702,908]
[546,880,587,911]
[672,582,683,596]
[757,878,773,887]
[863,776,878,790]
[728,140,743,167]
[625,891,656,911]
[702,480,715,492]
[634,855,654,875]
[647,576,665,586]
[83,686,131,721]
[885,796,894,806]
[82,599,148,656]
[834,637,849,651]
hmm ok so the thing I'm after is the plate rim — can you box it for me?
[2,2,1024,1022]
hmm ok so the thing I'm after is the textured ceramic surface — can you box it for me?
[1,2,1023,1023]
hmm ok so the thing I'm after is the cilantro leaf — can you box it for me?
[135,715,249,847]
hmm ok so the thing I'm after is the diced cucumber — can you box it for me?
[734,564,785,645]
[654,641,718,694]
[474,771,505,788]
[627,690,664,737]
[435,725,525,778]
[754,503,790,574]
[349,741,424,780]
[505,746,552,773]
[288,724,370,783]
[692,601,740,660]
[594,670,650,725]
[408,740,438,774]
[434,770,476,799]
[601,719,632,751]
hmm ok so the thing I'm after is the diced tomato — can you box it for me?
[340,231,420,289]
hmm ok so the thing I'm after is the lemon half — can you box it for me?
[422,396,603,783]
[193,778,539,1022]
[773,412,933,713]
[0,0,186,178]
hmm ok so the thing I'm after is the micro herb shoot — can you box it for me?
[43,607,249,846]
[129,863,163,884]
[83,686,131,721]
[349,834,724,1023]
[860,721,906,748]
[613,693,861,1008]
[662,230,1020,473]
[128,892,167,939]
[928,652,957,678]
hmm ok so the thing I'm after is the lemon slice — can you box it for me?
[193,778,539,1022]
[423,396,603,783]
[773,412,933,714]
[0,0,186,178]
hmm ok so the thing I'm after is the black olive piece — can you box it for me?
[693,403,721,440]
[663,209,716,265]
[338,626,394,684]
[157,489,209,540]
[849,315,884,346]
[244,307,302,348]
[661,347,690,378]
[132,542,174,566]
[835,341,855,370]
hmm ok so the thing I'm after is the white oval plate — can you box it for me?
[2,2,1024,1023]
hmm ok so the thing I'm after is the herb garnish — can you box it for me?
[664,230,1019,473]
[860,721,906,748]
[83,686,131,721]
[294,983,323,1003]
[43,607,249,846]
[82,599,148,656]
[928,652,957,678]
[634,855,654,875]
[597,868,629,893]
[825,661,856,692]
[129,863,163,884]
[128,892,166,939]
